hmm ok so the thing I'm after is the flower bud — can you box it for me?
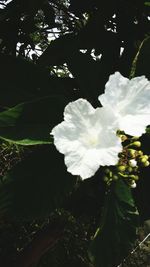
[103,176,109,182]
[127,166,133,173]
[117,165,126,172]
[128,149,136,158]
[133,175,139,181]
[130,181,137,188]
[120,135,127,142]
[143,155,149,160]
[129,159,137,167]
[104,168,110,174]
[104,168,113,178]
[112,175,118,180]
[143,161,150,167]
[132,141,141,147]
[139,156,148,164]
[137,150,143,156]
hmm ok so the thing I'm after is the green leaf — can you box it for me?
[89,179,139,267]
[0,146,77,220]
[0,96,68,145]
[130,37,150,79]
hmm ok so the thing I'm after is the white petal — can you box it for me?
[64,128,122,179]
[119,114,150,136]
[93,107,119,133]
[98,72,129,108]
[51,121,81,154]
[51,100,122,179]
[64,98,95,127]
[51,99,94,153]
[98,72,150,136]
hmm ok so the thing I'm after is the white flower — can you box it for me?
[129,159,137,167]
[98,72,150,136]
[51,99,122,179]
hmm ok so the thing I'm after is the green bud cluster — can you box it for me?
[103,133,149,188]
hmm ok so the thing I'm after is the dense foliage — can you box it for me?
[0,0,150,266]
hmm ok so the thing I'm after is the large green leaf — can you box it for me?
[0,96,68,145]
[89,179,139,267]
[0,146,77,220]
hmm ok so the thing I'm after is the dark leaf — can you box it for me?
[0,146,77,220]
[0,95,68,145]
[37,34,77,66]
[0,54,77,108]
[67,51,102,105]
[89,179,139,267]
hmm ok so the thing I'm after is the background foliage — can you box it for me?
[0,0,150,266]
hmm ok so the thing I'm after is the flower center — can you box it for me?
[87,135,99,146]
[81,130,99,148]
